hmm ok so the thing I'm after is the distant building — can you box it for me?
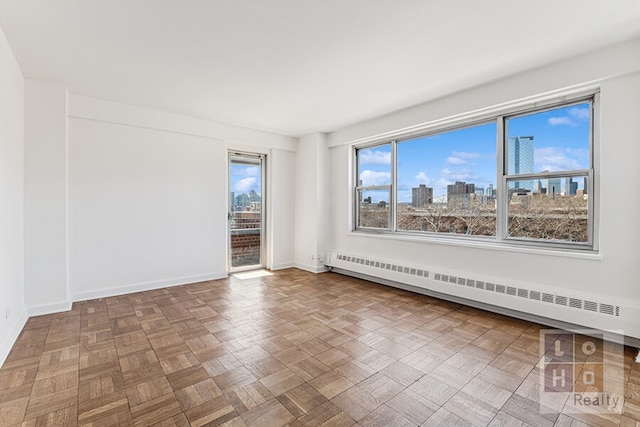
[508,136,534,190]
[447,181,475,207]
[234,190,262,210]
[486,184,494,197]
[567,178,578,195]
[412,184,433,208]
[548,178,562,197]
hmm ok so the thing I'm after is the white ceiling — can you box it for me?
[1,1,640,137]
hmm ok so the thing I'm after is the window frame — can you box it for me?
[353,143,393,232]
[352,91,599,251]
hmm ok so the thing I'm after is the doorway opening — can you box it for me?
[228,152,266,272]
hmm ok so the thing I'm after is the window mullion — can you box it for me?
[391,140,398,232]
[496,116,507,241]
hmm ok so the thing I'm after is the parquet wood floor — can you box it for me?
[1,268,639,426]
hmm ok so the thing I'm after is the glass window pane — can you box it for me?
[506,102,591,175]
[396,122,497,236]
[357,188,390,229]
[507,176,589,243]
[357,144,391,186]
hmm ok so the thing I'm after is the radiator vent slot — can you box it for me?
[555,295,568,306]
[335,254,430,279]
[330,253,620,318]
[600,303,614,316]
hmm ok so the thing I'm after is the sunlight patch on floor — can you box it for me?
[232,269,273,280]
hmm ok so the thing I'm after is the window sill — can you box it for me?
[348,229,602,261]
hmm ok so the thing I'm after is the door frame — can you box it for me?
[228,151,267,273]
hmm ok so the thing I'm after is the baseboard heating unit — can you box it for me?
[325,251,640,350]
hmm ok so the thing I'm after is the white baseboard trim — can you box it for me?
[27,301,73,317]
[70,271,228,303]
[0,308,28,368]
[270,262,295,270]
[294,262,329,274]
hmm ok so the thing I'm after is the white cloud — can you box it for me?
[569,107,590,121]
[234,165,260,177]
[359,149,391,165]
[548,116,575,126]
[451,151,481,159]
[359,170,391,186]
[432,178,450,198]
[548,106,589,126]
[565,147,589,159]
[441,168,475,182]
[534,147,581,171]
[446,156,467,165]
[415,171,430,183]
[234,177,257,193]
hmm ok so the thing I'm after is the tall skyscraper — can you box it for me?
[412,184,433,208]
[566,178,578,195]
[548,178,562,197]
[508,136,535,191]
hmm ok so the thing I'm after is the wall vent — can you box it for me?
[569,298,582,310]
[600,304,615,316]
[584,300,597,312]
[329,253,621,318]
[542,293,554,303]
[555,295,568,306]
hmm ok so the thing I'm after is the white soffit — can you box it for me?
[0,0,639,136]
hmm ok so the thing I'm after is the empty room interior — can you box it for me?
[1,1,640,426]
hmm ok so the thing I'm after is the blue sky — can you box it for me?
[359,102,591,202]
[230,163,261,196]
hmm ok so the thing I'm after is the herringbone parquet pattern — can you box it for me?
[1,268,639,426]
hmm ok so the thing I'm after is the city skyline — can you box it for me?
[358,102,591,203]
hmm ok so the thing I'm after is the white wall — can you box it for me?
[68,118,227,300]
[269,148,296,270]
[294,133,329,272]
[24,81,70,315]
[19,91,298,308]
[0,25,26,366]
[327,39,640,336]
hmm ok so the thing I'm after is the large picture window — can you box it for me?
[353,94,596,249]
[397,122,497,236]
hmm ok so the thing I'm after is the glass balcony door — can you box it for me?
[228,152,265,271]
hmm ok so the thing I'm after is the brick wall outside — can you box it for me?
[230,212,261,266]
